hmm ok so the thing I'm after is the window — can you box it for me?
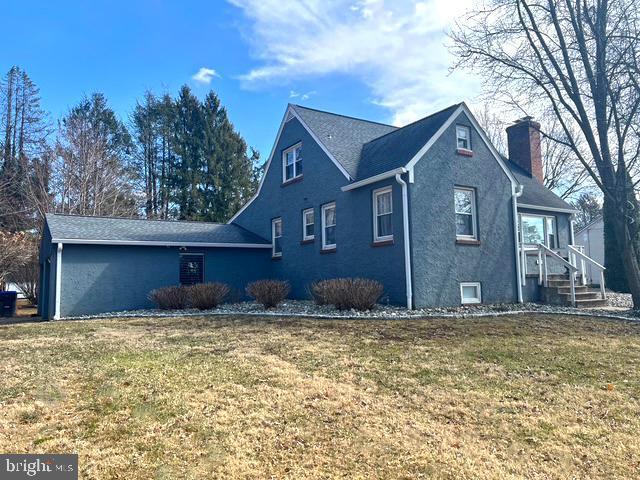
[460,282,482,304]
[321,202,336,250]
[520,214,557,248]
[272,218,282,257]
[179,253,204,285]
[302,208,315,241]
[283,143,303,182]
[373,187,393,242]
[454,187,477,240]
[456,125,471,150]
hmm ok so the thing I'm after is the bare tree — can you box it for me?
[53,94,139,217]
[452,0,640,306]
[476,104,592,200]
[0,231,29,289]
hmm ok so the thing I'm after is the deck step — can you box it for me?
[575,298,607,308]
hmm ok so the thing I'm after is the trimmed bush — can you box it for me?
[310,278,383,311]
[187,282,230,310]
[246,279,290,309]
[148,286,189,310]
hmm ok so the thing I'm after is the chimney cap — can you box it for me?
[513,116,535,124]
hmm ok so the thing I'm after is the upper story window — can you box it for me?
[321,202,336,250]
[272,218,282,257]
[520,214,557,248]
[302,208,314,241]
[179,253,204,285]
[454,187,478,240]
[456,125,471,151]
[373,187,393,242]
[283,143,303,182]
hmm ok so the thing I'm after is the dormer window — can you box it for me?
[283,143,303,183]
[456,125,471,151]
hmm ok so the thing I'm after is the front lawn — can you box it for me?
[1,314,639,479]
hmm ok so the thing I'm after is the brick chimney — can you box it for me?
[506,117,543,182]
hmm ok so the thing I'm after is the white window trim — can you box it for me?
[272,218,282,257]
[372,186,394,243]
[456,124,472,151]
[460,282,482,305]
[302,208,315,241]
[321,202,336,250]
[519,213,557,248]
[282,142,302,183]
[454,187,478,240]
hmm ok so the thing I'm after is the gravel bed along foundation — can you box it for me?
[61,294,640,322]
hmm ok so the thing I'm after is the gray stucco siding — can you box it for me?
[57,244,270,317]
[233,117,407,304]
[409,112,518,307]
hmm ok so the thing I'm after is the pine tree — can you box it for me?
[0,66,50,230]
[172,86,206,220]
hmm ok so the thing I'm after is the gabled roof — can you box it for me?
[357,104,462,180]
[290,104,397,179]
[46,214,270,247]
[505,161,576,212]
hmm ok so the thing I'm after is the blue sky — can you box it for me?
[2,0,477,160]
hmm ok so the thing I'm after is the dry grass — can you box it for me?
[1,314,639,479]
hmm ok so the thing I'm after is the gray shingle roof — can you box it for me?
[294,103,575,212]
[357,104,461,180]
[45,214,270,245]
[506,160,576,211]
[291,104,397,178]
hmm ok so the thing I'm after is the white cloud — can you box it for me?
[289,89,317,100]
[228,0,477,125]
[192,67,219,85]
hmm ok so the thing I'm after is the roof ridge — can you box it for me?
[291,104,397,129]
[363,103,462,146]
[47,213,227,227]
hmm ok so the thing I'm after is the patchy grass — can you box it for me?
[1,314,639,479]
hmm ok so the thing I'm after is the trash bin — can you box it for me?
[0,291,18,317]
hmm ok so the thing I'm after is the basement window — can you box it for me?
[460,282,481,304]
[179,253,204,285]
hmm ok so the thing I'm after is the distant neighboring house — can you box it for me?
[4,283,25,299]
[575,216,604,285]
[39,102,600,320]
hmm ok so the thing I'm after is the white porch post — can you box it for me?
[54,242,63,320]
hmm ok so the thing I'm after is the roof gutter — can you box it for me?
[341,168,408,192]
[517,203,579,214]
[52,239,272,249]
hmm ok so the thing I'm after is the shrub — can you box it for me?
[148,286,189,310]
[246,279,290,309]
[310,278,383,311]
[187,282,230,310]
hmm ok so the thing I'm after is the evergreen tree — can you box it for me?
[172,86,206,220]
[0,66,50,230]
[572,193,602,231]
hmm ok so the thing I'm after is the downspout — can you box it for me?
[54,243,63,320]
[512,186,524,303]
[395,173,413,309]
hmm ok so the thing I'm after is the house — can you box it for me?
[575,216,604,285]
[39,102,593,320]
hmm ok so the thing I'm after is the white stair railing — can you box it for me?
[537,243,579,306]
[568,245,607,300]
